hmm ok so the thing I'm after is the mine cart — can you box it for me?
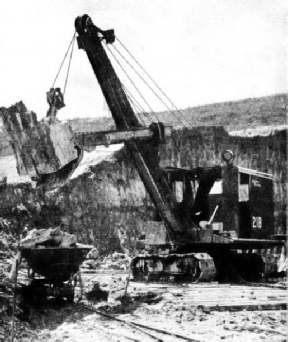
[18,245,92,302]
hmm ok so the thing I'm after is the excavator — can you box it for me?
[2,15,285,283]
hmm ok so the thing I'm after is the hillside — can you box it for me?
[147,93,287,132]
[70,93,287,134]
[0,93,286,157]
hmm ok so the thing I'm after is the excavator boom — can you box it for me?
[75,14,187,241]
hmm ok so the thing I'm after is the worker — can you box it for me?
[46,88,55,118]
[46,87,65,121]
[53,88,65,110]
[46,88,54,106]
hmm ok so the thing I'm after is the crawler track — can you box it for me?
[131,252,216,283]
[131,245,286,284]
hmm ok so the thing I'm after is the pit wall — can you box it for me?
[0,126,286,254]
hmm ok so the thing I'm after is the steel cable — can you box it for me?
[115,37,220,164]
[108,42,197,170]
[104,43,199,230]
[63,32,76,97]
[52,32,76,89]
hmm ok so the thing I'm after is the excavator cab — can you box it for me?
[162,166,222,228]
[156,153,275,242]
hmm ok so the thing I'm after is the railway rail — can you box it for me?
[78,303,201,342]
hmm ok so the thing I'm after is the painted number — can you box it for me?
[252,216,262,229]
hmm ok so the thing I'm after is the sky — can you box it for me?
[0,0,287,121]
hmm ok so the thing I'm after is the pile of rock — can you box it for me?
[19,227,77,249]
[81,250,131,272]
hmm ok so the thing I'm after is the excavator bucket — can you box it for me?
[1,102,82,190]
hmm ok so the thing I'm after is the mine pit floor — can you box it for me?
[7,271,287,342]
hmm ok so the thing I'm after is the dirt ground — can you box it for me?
[8,272,287,342]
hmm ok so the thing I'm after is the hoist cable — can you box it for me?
[106,44,159,128]
[104,43,200,229]
[106,45,198,229]
[117,37,198,124]
[124,92,199,230]
[111,42,195,169]
[106,45,156,127]
[123,88,146,125]
[63,31,76,97]
[116,38,218,164]
[107,44,159,123]
[52,32,76,88]
[115,37,219,164]
[113,41,176,114]
[109,42,197,171]
[122,85,152,124]
[113,40,217,166]
[124,94,147,125]
[105,44,160,123]
[117,37,188,116]
[117,37,175,106]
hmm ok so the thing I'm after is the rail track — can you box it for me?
[77,303,201,342]
[67,275,287,341]
[1,281,286,341]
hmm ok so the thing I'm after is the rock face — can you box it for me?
[0,95,286,255]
